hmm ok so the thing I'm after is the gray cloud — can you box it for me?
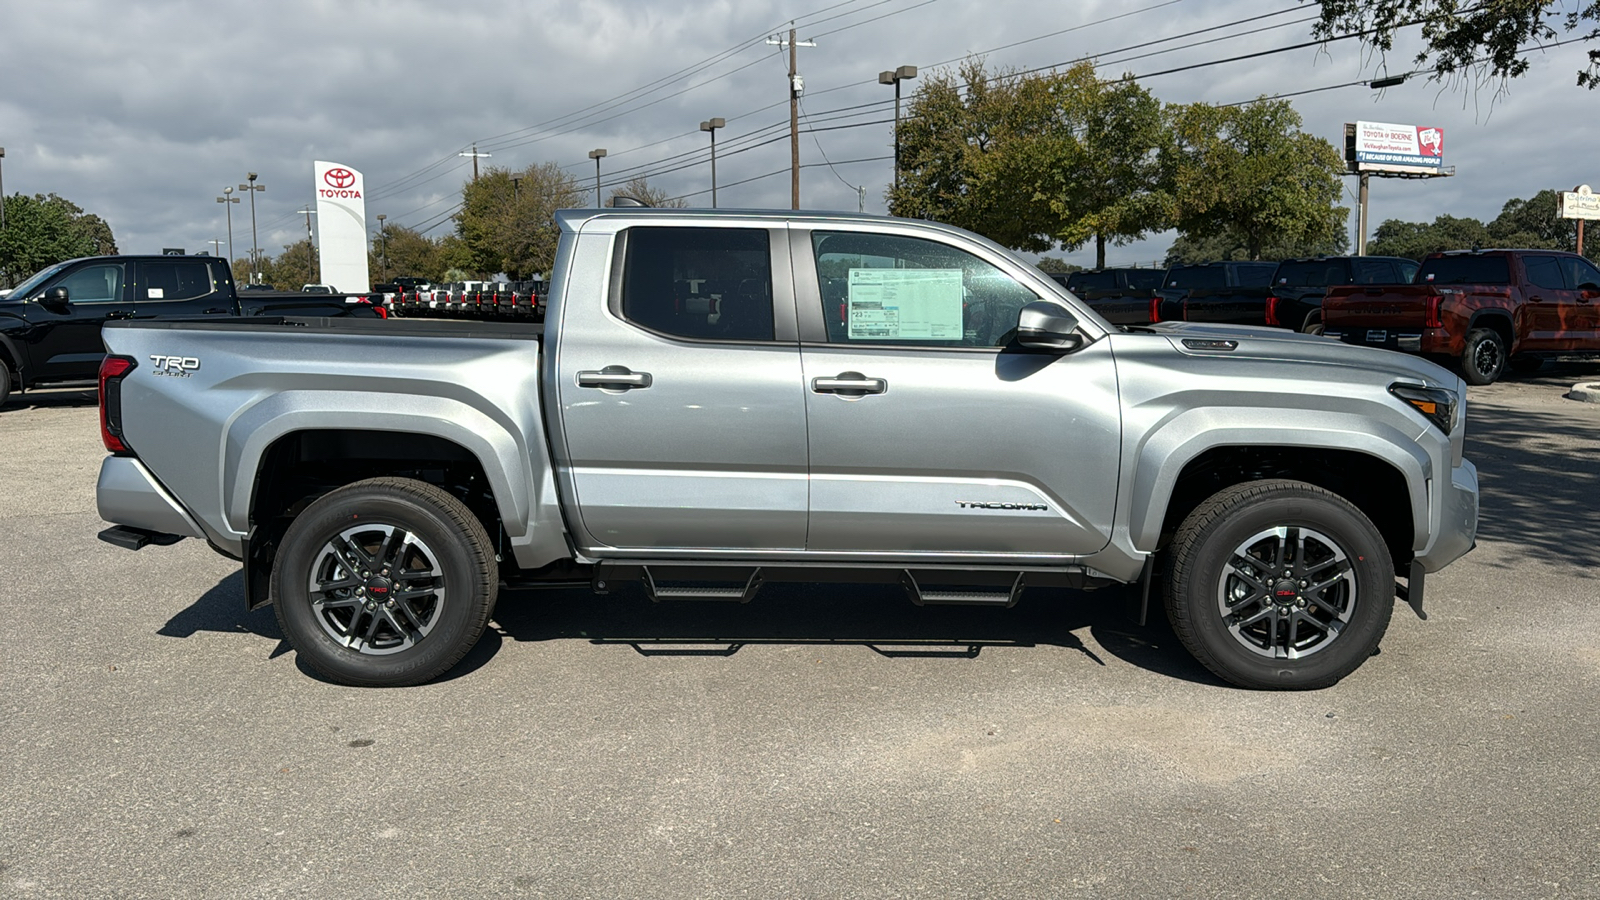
[2,0,1594,266]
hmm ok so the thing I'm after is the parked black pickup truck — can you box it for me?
[1174,256,1419,332]
[1152,261,1277,322]
[0,254,377,407]
[1052,268,1165,325]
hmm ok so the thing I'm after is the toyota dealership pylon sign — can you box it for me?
[313,160,369,294]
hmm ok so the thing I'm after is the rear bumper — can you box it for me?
[1324,327,1461,356]
[96,455,206,540]
[1414,459,1479,573]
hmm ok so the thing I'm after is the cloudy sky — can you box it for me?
[2,0,1594,268]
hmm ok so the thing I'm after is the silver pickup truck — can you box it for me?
[94,209,1478,690]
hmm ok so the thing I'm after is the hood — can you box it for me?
[1141,321,1461,389]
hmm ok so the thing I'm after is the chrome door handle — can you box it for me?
[812,373,887,395]
[577,367,652,390]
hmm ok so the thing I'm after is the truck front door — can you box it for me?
[23,261,131,382]
[794,228,1121,557]
[553,224,809,552]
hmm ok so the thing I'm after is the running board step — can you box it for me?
[902,571,1026,608]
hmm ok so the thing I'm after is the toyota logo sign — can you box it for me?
[324,167,356,189]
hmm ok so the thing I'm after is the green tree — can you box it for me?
[608,176,688,209]
[1486,190,1595,257]
[265,239,318,288]
[1164,227,1348,265]
[0,192,118,288]
[1366,214,1492,260]
[1312,1,1600,90]
[890,61,1171,266]
[1034,255,1082,274]
[1166,100,1348,260]
[457,162,584,278]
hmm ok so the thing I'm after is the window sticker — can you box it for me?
[147,288,164,299]
[846,268,963,339]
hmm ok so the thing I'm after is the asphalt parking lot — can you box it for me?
[2,364,1598,899]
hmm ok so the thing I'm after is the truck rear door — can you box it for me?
[133,257,233,317]
[553,224,809,551]
[792,226,1120,557]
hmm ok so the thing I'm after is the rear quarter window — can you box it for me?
[1419,256,1511,285]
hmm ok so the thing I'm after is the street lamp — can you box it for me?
[0,147,7,231]
[700,118,726,208]
[216,186,239,274]
[588,148,607,206]
[238,172,266,283]
[375,213,387,281]
[879,65,917,191]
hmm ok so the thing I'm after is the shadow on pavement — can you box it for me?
[3,386,97,411]
[1466,381,1600,569]
[157,572,1223,686]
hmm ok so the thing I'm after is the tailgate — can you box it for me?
[1322,285,1433,327]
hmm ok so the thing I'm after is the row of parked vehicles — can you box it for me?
[1053,248,1600,384]
[378,279,546,321]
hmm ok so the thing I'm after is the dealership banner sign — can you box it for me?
[313,161,370,294]
[1350,121,1444,174]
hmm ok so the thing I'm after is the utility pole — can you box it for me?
[0,147,6,231]
[238,173,266,283]
[207,239,223,256]
[297,206,317,285]
[459,144,492,181]
[216,186,239,271]
[768,27,815,210]
[1356,172,1369,256]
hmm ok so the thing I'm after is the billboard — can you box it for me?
[1346,121,1444,175]
[313,160,370,293]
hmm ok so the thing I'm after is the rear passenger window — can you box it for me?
[1523,256,1565,291]
[141,260,215,302]
[620,227,773,342]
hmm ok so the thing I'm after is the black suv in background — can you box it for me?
[0,254,376,407]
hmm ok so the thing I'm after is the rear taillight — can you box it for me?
[1265,294,1279,326]
[1149,296,1162,323]
[1425,294,1443,328]
[99,355,136,453]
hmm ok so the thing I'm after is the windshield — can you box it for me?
[4,263,70,300]
[1164,265,1226,289]
[1419,256,1511,285]
[1275,260,1351,288]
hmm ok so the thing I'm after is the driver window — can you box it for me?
[811,231,1038,348]
[620,227,774,342]
[55,264,125,304]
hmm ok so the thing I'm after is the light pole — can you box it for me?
[879,65,917,192]
[375,213,387,281]
[216,186,239,274]
[297,206,317,286]
[0,147,7,231]
[700,118,725,208]
[238,172,266,283]
[588,148,607,206]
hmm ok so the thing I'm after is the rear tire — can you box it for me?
[1460,327,1507,385]
[1165,480,1394,690]
[271,477,498,687]
[0,363,12,409]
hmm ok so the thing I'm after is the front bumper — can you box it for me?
[1414,458,1479,573]
[96,456,206,540]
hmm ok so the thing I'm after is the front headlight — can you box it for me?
[1389,382,1457,434]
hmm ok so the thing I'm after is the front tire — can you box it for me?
[1460,327,1507,385]
[1165,480,1394,690]
[271,477,498,687]
[0,363,12,408]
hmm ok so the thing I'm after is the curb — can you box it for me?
[1567,382,1600,403]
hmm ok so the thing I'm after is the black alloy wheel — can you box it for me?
[1460,327,1507,385]
[271,477,498,687]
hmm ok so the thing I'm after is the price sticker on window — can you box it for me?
[846,268,963,340]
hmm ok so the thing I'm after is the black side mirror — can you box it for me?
[1579,282,1600,293]
[39,286,70,312]
[1016,300,1084,351]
